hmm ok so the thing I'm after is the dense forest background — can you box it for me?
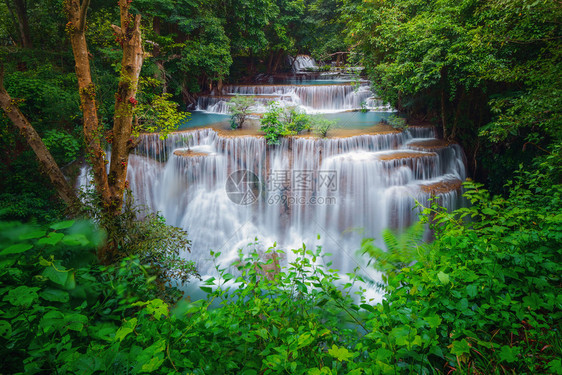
[0,0,560,373]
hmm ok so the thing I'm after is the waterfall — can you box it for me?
[196,83,392,114]
[288,55,317,72]
[75,127,466,278]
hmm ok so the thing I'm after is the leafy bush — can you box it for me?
[42,129,81,165]
[260,102,286,144]
[387,114,408,131]
[0,219,152,373]
[359,167,562,373]
[261,103,333,144]
[78,189,199,298]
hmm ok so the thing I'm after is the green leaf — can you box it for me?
[200,286,213,294]
[547,359,562,374]
[450,339,471,356]
[297,333,314,348]
[482,208,497,215]
[65,313,87,332]
[0,320,12,338]
[114,318,137,342]
[424,315,442,329]
[38,232,64,246]
[138,339,166,373]
[50,220,75,230]
[40,288,69,302]
[6,286,39,307]
[437,271,450,285]
[40,310,66,332]
[62,233,90,246]
[360,303,377,313]
[391,326,413,346]
[73,356,103,375]
[499,345,520,363]
[43,265,69,286]
[466,284,478,298]
[145,299,169,320]
[141,357,165,373]
[327,345,355,361]
[19,230,47,240]
[0,243,32,256]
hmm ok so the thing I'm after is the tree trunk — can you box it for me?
[266,50,274,74]
[0,66,78,209]
[66,0,144,218]
[108,2,144,215]
[66,0,111,209]
[4,0,22,47]
[440,71,447,140]
[271,49,283,73]
[7,0,32,48]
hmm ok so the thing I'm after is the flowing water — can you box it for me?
[78,63,467,297]
[196,82,392,114]
[288,54,317,72]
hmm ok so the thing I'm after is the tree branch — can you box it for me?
[78,0,90,31]
[111,24,122,36]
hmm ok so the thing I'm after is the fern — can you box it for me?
[361,222,425,285]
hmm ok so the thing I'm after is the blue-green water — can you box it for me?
[178,111,230,130]
[322,111,393,128]
[178,110,394,130]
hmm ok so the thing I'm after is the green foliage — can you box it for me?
[361,166,562,373]
[261,102,333,143]
[386,114,408,131]
[2,166,561,374]
[261,102,286,144]
[345,0,562,187]
[283,106,313,134]
[361,221,425,285]
[42,129,81,165]
[0,218,192,374]
[229,94,256,129]
[0,56,83,223]
[135,92,190,139]
[78,189,198,291]
[312,115,336,138]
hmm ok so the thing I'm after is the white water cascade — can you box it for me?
[196,82,392,114]
[288,54,317,72]
[78,126,466,284]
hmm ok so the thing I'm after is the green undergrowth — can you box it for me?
[1,165,561,374]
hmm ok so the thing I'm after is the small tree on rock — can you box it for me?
[230,94,255,129]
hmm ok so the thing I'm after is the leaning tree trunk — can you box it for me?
[0,66,79,209]
[108,2,144,215]
[66,0,111,207]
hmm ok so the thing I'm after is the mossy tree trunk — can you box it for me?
[66,0,144,220]
[108,2,144,215]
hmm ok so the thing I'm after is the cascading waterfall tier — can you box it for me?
[196,82,392,114]
[77,126,466,279]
